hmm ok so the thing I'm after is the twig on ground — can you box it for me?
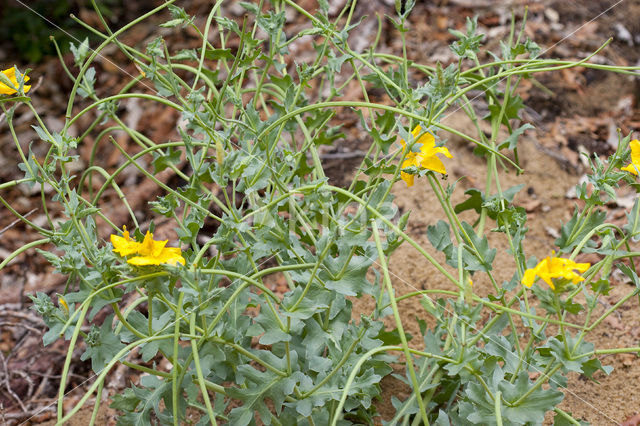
[0,208,37,236]
[0,352,27,412]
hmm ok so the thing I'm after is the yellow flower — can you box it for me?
[110,226,141,256]
[110,228,185,266]
[522,252,590,291]
[0,67,31,95]
[621,139,640,176]
[400,125,452,187]
[127,231,185,266]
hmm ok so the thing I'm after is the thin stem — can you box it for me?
[190,312,217,425]
[372,221,430,425]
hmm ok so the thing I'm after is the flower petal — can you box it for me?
[533,258,555,289]
[523,254,590,291]
[418,154,447,175]
[110,234,140,256]
[622,139,640,175]
[411,124,423,140]
[401,171,414,187]
[630,139,640,165]
[402,155,416,170]
[433,146,453,158]
[622,164,639,175]
[139,231,167,256]
[0,67,30,95]
[416,131,436,152]
[573,262,590,273]
[127,255,163,266]
[522,268,536,287]
[127,248,185,266]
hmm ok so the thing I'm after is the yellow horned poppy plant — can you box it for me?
[111,227,185,266]
[522,252,589,291]
[0,67,31,95]
[400,125,452,187]
[621,139,640,176]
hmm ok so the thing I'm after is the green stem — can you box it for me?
[494,391,503,426]
[88,380,104,426]
[190,312,217,425]
[122,360,172,378]
[330,345,455,426]
[57,302,90,422]
[588,287,639,331]
[59,334,175,423]
[0,238,50,271]
[172,292,184,426]
[301,328,364,398]
[512,364,562,406]
[256,101,519,170]
[372,221,430,425]
[63,0,177,128]
[553,407,582,425]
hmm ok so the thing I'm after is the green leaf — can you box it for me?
[454,189,483,215]
[320,251,375,297]
[239,2,259,14]
[282,285,331,320]
[427,220,453,251]
[317,0,329,15]
[80,314,126,373]
[555,208,607,252]
[618,263,640,288]
[110,387,140,413]
[483,335,521,375]
[590,278,611,295]
[623,197,640,241]
[500,372,564,424]
[486,94,525,125]
[17,144,40,186]
[160,18,186,28]
[77,67,96,98]
[376,327,413,345]
[69,37,90,67]
[580,357,613,382]
[229,367,295,425]
[201,48,234,61]
[152,146,182,173]
[111,376,174,426]
[449,17,483,60]
[161,5,194,28]
[214,16,240,34]
[254,302,290,345]
[461,222,496,272]
[455,185,523,221]
[498,123,534,150]
[541,333,605,378]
